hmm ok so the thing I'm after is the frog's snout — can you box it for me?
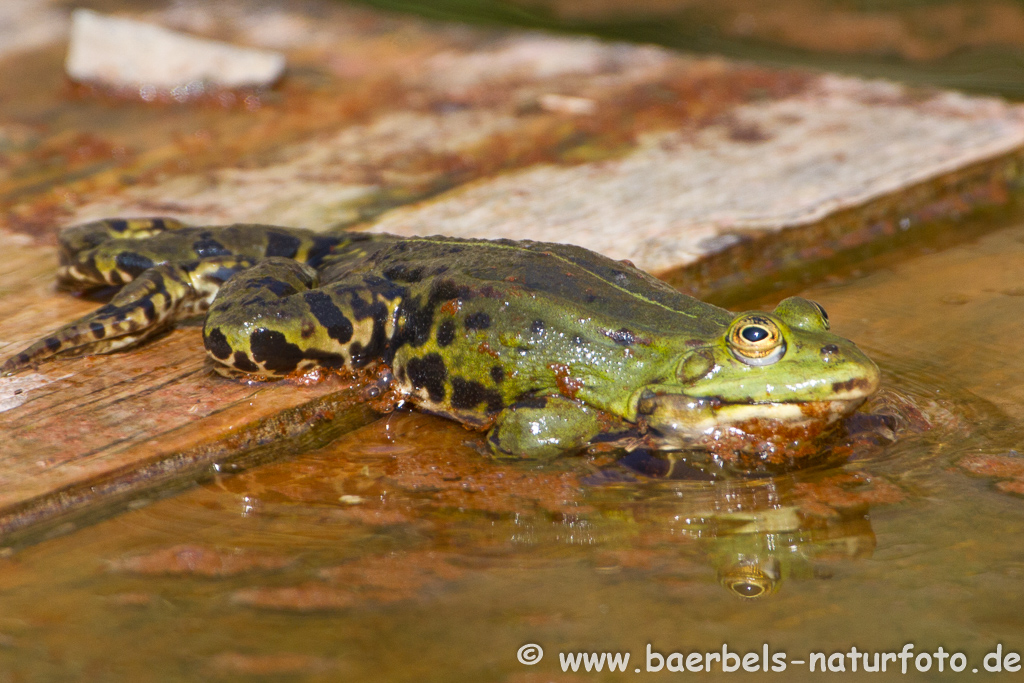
[826,345,880,402]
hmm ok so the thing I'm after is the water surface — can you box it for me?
[2,225,1024,681]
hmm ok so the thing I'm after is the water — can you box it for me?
[3,226,1024,680]
[1,1,1022,678]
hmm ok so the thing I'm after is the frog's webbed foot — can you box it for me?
[1,257,251,375]
[487,395,632,460]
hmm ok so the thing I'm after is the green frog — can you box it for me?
[1,218,879,459]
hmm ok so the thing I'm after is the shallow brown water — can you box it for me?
[4,227,1024,681]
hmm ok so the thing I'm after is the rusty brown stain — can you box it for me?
[477,341,500,359]
[440,299,461,316]
[547,362,584,399]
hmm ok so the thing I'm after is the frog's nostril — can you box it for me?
[821,344,839,355]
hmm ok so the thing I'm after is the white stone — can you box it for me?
[539,94,598,115]
[65,9,286,91]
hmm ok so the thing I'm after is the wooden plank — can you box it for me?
[0,235,380,545]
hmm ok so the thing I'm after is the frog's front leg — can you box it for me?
[203,258,394,377]
[1,257,252,375]
[487,395,636,459]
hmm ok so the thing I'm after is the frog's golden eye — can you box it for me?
[727,315,785,366]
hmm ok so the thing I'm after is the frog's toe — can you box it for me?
[1,349,36,376]
[0,261,208,373]
[1,316,160,374]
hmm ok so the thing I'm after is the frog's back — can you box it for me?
[324,234,732,337]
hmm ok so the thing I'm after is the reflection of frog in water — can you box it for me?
[711,510,876,599]
[3,218,879,460]
[615,463,900,598]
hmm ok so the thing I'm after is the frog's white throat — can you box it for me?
[644,396,868,450]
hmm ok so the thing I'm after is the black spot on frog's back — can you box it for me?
[303,290,354,342]
[436,319,455,347]
[306,235,342,268]
[346,295,389,367]
[464,312,491,330]
[428,278,472,305]
[249,328,304,374]
[451,377,504,413]
[251,276,298,298]
[383,263,427,283]
[139,298,157,323]
[490,365,504,384]
[405,353,447,402]
[193,236,232,258]
[232,351,260,373]
[204,327,232,360]
[115,252,154,278]
[266,231,302,259]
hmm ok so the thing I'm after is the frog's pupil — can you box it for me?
[741,326,768,342]
[734,582,763,597]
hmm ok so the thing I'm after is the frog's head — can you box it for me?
[634,297,879,453]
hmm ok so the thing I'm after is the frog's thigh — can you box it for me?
[488,396,611,459]
[203,258,363,377]
[57,217,188,290]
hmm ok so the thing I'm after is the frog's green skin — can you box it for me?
[1,218,880,459]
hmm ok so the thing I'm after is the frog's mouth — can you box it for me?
[640,394,872,459]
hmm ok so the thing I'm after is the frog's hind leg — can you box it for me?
[1,256,251,375]
[203,258,395,378]
[57,217,189,291]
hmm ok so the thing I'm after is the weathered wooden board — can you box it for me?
[0,236,379,544]
[0,0,1023,544]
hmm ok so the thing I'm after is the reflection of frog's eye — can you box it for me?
[719,563,778,599]
[726,579,769,598]
[727,316,785,366]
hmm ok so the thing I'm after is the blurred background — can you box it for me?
[357,0,1024,96]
